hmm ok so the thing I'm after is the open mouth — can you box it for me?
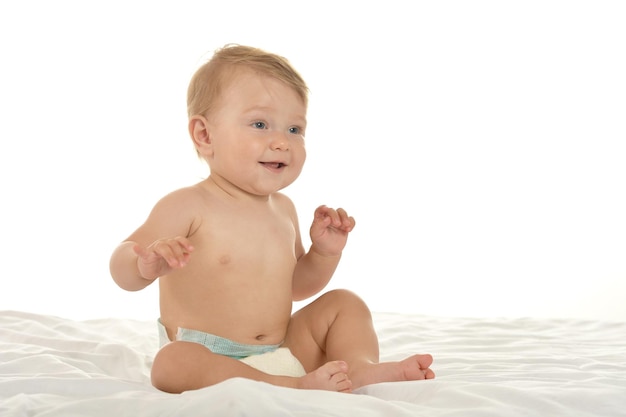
[260,162,286,169]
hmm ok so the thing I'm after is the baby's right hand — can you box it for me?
[132,237,194,281]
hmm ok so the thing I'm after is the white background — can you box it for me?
[1,1,624,321]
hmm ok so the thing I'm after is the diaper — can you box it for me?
[157,319,306,377]
[240,347,306,377]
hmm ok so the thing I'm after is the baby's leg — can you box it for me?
[351,353,436,388]
[150,340,351,393]
[285,289,435,390]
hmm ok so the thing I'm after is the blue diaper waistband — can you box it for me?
[158,319,281,360]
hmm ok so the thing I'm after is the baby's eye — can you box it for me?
[252,121,267,129]
[289,126,302,135]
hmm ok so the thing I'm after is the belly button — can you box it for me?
[255,334,266,341]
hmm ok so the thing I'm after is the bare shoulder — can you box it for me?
[151,184,209,215]
[271,192,298,216]
[131,183,212,242]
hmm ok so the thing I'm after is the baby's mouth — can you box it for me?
[260,162,286,169]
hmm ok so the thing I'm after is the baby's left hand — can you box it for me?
[309,205,356,257]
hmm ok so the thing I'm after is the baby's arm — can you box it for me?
[110,237,194,291]
[109,188,197,291]
[292,205,355,300]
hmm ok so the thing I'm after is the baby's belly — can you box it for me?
[160,287,294,346]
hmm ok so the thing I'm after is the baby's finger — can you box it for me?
[132,244,148,258]
[173,236,194,253]
[320,206,343,227]
[336,208,356,231]
[313,205,334,226]
[153,241,187,268]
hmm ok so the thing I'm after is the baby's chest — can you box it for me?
[196,216,297,263]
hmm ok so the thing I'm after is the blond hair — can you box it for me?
[187,44,308,119]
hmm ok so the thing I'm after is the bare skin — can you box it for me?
[110,61,434,394]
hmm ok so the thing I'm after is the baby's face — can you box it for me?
[204,69,307,197]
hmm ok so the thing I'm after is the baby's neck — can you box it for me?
[203,176,272,204]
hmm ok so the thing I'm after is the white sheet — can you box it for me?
[1,310,625,416]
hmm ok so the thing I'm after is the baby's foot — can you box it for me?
[351,354,435,388]
[399,353,435,381]
[297,361,352,393]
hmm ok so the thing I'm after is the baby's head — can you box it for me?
[187,44,308,121]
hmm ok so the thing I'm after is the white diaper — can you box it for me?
[157,319,305,377]
[241,347,306,377]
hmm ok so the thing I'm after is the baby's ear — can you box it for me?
[189,115,212,155]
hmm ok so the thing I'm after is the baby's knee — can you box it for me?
[151,358,175,392]
[151,342,203,393]
[325,288,361,300]
[151,344,181,393]
[324,289,370,311]
[324,288,356,298]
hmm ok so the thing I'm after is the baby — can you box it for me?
[110,44,434,393]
